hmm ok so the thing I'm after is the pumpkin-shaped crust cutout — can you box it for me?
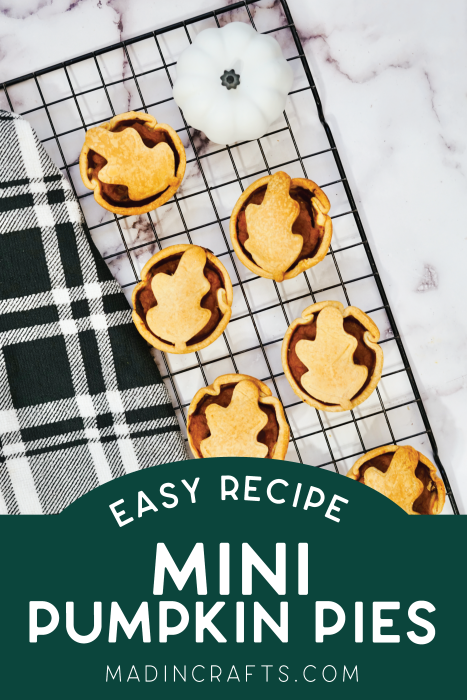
[282,300,383,412]
[347,444,446,515]
[132,244,233,354]
[187,374,290,460]
[230,171,332,282]
[79,111,186,216]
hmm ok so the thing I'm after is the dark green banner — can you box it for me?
[0,458,465,697]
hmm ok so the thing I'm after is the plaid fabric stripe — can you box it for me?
[0,111,186,515]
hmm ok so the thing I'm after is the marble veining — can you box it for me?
[0,0,466,512]
[416,264,438,293]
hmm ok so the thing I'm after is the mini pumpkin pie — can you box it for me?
[230,170,332,282]
[132,244,233,354]
[187,374,290,459]
[282,300,383,412]
[79,110,186,215]
[347,444,446,514]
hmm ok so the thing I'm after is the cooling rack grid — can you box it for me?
[1,0,458,513]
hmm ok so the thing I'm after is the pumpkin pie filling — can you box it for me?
[189,383,280,458]
[236,185,323,269]
[133,252,225,346]
[356,452,440,515]
[87,119,180,208]
[287,312,376,404]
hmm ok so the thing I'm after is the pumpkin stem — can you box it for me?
[220,69,241,90]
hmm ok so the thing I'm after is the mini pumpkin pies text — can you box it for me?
[230,171,332,282]
[132,245,233,354]
[347,444,446,514]
[282,301,383,412]
[187,374,289,459]
[79,111,186,215]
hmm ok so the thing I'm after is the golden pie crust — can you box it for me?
[347,444,446,514]
[282,300,383,412]
[230,171,332,282]
[79,111,186,215]
[132,244,233,354]
[187,374,290,460]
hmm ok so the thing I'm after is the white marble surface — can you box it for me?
[0,0,466,512]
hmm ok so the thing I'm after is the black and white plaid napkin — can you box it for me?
[0,110,186,515]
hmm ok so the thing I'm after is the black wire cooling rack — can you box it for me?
[1,0,459,513]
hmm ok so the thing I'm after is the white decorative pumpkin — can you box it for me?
[173,22,294,145]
